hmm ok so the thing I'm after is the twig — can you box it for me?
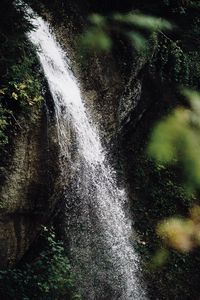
[10,112,23,129]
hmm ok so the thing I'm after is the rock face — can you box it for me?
[0,104,60,267]
[36,2,147,142]
[0,1,147,268]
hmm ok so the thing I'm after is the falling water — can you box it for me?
[27,8,147,300]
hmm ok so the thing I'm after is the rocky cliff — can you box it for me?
[0,101,61,267]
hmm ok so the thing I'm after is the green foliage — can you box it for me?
[150,248,169,269]
[129,143,200,298]
[0,104,10,147]
[79,0,200,88]
[157,217,195,252]
[148,90,200,194]
[0,227,80,300]
[0,1,43,153]
[6,79,43,107]
[150,35,183,82]
[149,34,200,87]
[80,12,171,53]
[81,27,112,52]
[113,13,172,31]
[155,205,200,256]
[0,0,34,80]
[0,59,43,150]
[145,1,200,87]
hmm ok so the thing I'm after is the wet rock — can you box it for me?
[0,105,60,267]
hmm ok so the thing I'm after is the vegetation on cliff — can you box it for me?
[0,227,80,300]
[0,0,43,153]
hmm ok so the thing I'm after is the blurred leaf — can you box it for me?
[88,14,106,27]
[151,248,169,269]
[81,28,112,52]
[81,12,171,54]
[148,91,200,194]
[127,31,147,51]
[157,217,195,252]
[113,13,172,32]
[190,205,200,224]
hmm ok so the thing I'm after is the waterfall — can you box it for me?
[27,8,147,300]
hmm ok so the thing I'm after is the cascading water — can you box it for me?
[27,7,147,300]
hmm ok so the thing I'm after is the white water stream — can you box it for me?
[27,8,147,300]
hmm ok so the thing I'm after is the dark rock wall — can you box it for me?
[0,102,60,267]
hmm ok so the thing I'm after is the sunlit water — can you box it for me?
[27,7,147,300]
